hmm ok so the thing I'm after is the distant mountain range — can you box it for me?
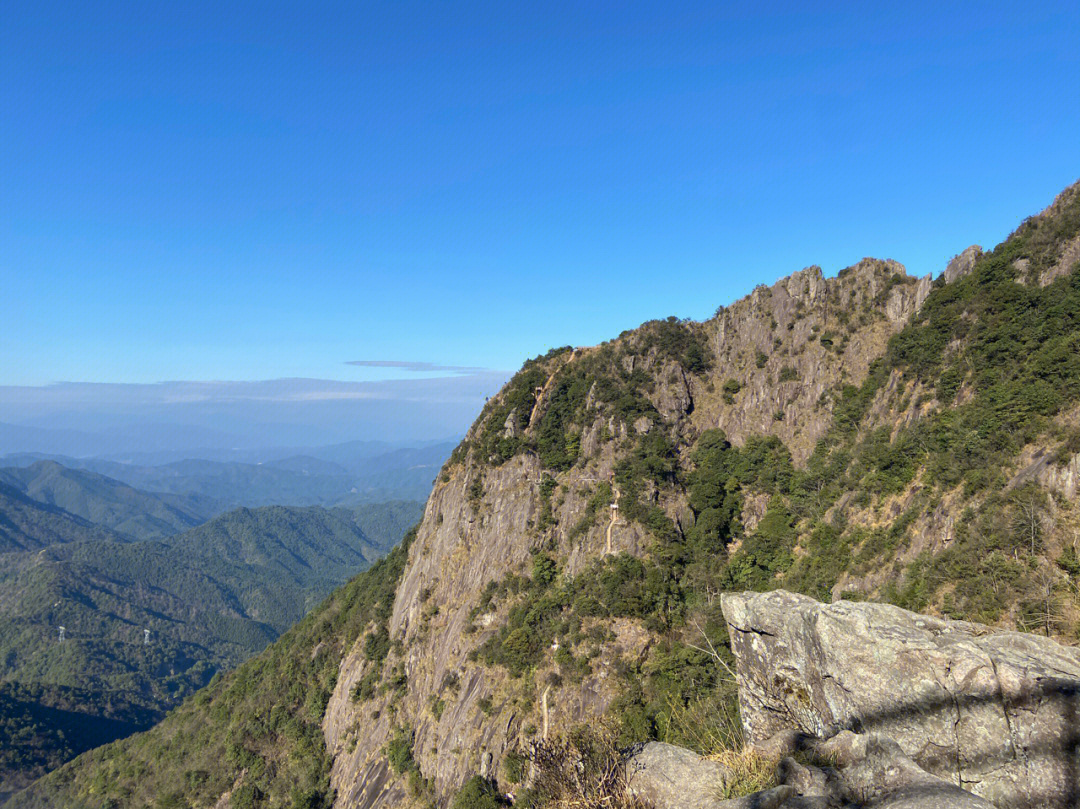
[0,457,424,795]
[0,423,460,467]
[1,439,455,510]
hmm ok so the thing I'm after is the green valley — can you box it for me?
[0,485,422,796]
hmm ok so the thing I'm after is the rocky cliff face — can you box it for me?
[319,258,936,808]
[317,181,1080,809]
[697,261,930,464]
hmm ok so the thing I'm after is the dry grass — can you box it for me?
[525,692,777,807]
[527,722,650,809]
[705,747,780,800]
[664,693,779,800]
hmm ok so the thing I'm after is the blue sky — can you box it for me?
[2,1,1078,443]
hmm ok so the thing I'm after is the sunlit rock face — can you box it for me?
[723,589,1080,809]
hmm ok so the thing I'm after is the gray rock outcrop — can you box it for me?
[944,245,982,283]
[809,731,995,808]
[623,732,992,808]
[722,590,1080,809]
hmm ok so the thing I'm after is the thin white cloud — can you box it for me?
[346,360,493,375]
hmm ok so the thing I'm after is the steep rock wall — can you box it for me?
[695,260,929,463]
[323,258,929,808]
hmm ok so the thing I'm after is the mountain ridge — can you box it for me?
[9,177,1080,809]
[0,482,123,553]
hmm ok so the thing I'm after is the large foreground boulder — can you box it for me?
[721,590,1080,809]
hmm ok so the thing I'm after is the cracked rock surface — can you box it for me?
[722,590,1080,809]
[805,731,995,808]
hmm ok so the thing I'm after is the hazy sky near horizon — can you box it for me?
[3,1,1079,392]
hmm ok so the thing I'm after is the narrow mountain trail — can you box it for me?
[541,685,551,740]
[605,485,620,555]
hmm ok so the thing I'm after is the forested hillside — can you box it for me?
[0,462,214,540]
[7,533,417,809]
[9,180,1080,809]
[0,500,421,796]
[0,484,121,553]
